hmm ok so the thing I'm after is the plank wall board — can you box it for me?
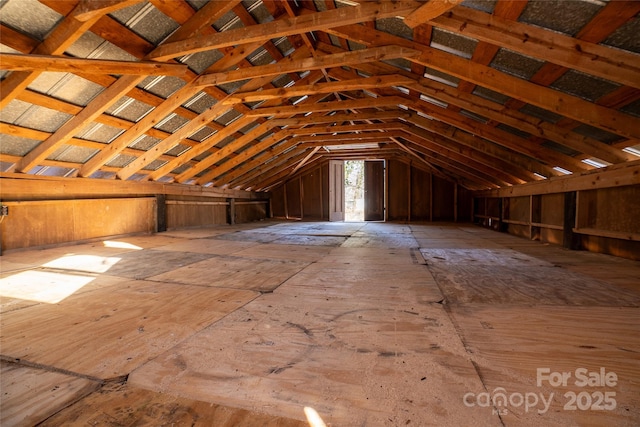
[148,255,309,292]
[166,203,227,229]
[0,280,258,379]
[39,382,307,427]
[0,198,156,251]
[0,361,100,427]
[449,305,640,427]
[128,264,495,426]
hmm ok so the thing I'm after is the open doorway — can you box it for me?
[344,160,364,221]
[343,160,385,222]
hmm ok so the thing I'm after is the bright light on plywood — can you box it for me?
[43,254,122,274]
[304,407,328,427]
[103,240,143,250]
[0,270,95,304]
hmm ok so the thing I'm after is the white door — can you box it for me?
[329,160,344,222]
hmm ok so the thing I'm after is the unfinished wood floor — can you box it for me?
[1,221,639,426]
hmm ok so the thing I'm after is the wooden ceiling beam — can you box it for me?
[404,0,464,28]
[227,144,308,190]
[451,0,527,96]
[395,124,530,184]
[195,45,420,87]
[198,131,295,185]
[428,6,640,90]
[270,111,410,127]
[223,75,414,104]
[328,61,632,164]
[78,82,202,177]
[408,101,591,173]
[0,172,264,200]
[15,89,192,145]
[17,0,246,176]
[323,48,632,167]
[395,122,542,183]
[17,75,148,174]
[148,1,420,60]
[81,41,272,179]
[0,53,190,78]
[110,5,320,181]
[403,112,561,179]
[247,96,408,117]
[164,0,242,39]
[295,132,400,144]
[287,146,322,178]
[0,0,139,109]
[248,149,312,191]
[400,142,503,189]
[0,122,195,167]
[354,79,589,173]
[286,122,404,135]
[400,134,521,187]
[402,80,634,164]
[211,139,300,187]
[0,24,39,52]
[326,24,640,141]
[173,93,332,183]
[71,0,146,22]
[475,159,640,198]
[390,137,445,179]
[149,69,327,183]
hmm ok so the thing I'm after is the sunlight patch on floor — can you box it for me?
[0,270,96,304]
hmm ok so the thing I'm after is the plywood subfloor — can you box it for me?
[0,361,99,427]
[1,220,639,426]
[39,382,307,427]
[129,262,495,426]
[1,280,257,379]
[450,305,640,427]
[150,255,309,292]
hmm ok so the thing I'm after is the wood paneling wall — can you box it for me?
[475,184,640,260]
[1,198,156,251]
[387,160,410,221]
[0,176,268,252]
[272,160,470,222]
[272,164,328,220]
[165,196,228,229]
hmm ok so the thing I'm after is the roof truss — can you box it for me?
[1,0,638,191]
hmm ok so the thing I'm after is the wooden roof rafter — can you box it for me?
[1,0,639,192]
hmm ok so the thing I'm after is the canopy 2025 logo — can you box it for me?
[463,367,618,416]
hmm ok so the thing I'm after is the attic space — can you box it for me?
[1,0,639,426]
